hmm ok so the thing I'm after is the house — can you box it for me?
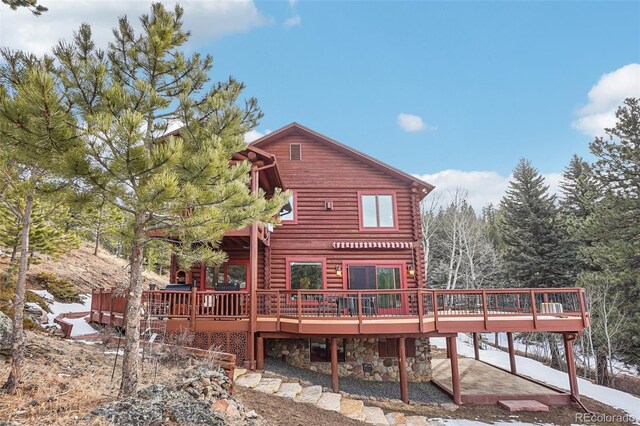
[90,123,590,405]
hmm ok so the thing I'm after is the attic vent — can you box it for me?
[290,143,302,161]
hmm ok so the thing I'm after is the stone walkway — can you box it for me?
[234,369,445,426]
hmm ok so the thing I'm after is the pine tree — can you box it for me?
[54,3,288,395]
[0,51,77,392]
[1,0,46,15]
[580,98,640,371]
[498,159,570,288]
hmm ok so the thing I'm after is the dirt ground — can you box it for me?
[0,243,168,293]
[0,331,636,426]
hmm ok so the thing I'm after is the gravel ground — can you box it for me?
[264,358,451,404]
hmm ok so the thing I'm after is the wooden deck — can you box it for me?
[431,358,570,405]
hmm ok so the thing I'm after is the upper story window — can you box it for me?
[290,143,302,160]
[279,191,297,223]
[358,192,397,230]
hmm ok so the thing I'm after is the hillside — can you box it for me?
[1,243,168,293]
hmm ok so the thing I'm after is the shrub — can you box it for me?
[32,272,83,303]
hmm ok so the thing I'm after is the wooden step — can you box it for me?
[498,400,550,412]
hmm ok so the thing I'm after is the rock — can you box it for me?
[386,412,407,425]
[235,373,262,388]
[211,399,228,413]
[246,410,259,419]
[225,400,241,419]
[404,415,430,426]
[316,392,341,412]
[253,378,282,394]
[294,385,323,404]
[362,406,389,425]
[233,368,247,380]
[440,402,459,412]
[340,398,364,417]
[274,382,302,398]
[0,311,12,355]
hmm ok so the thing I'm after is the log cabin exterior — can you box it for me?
[90,123,590,405]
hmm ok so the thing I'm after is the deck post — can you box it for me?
[247,165,259,370]
[256,336,264,370]
[330,337,339,393]
[190,286,197,331]
[507,332,517,374]
[563,333,580,402]
[445,337,451,359]
[108,291,114,327]
[472,333,480,361]
[98,289,104,323]
[448,335,462,405]
[398,337,409,404]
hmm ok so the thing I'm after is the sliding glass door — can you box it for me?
[346,264,404,313]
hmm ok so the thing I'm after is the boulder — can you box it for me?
[0,311,12,356]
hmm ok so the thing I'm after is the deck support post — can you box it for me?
[445,338,451,359]
[507,332,517,374]
[256,336,264,370]
[448,335,462,405]
[472,333,480,361]
[98,289,104,323]
[563,333,580,402]
[330,337,339,393]
[247,165,259,370]
[398,337,409,404]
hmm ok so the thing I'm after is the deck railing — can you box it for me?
[91,287,589,333]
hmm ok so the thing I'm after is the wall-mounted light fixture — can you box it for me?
[407,264,416,277]
[336,265,342,277]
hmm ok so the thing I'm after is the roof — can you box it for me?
[249,122,435,198]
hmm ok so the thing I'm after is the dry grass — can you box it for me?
[0,331,189,425]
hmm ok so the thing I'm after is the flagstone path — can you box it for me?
[234,368,445,426]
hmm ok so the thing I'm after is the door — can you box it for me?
[346,264,404,315]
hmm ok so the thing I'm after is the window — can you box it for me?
[205,262,248,290]
[359,192,397,229]
[378,338,416,358]
[290,143,302,160]
[288,260,324,290]
[279,192,296,223]
[310,339,346,362]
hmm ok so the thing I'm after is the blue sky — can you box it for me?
[1,0,638,209]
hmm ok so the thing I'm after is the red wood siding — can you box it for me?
[260,133,423,291]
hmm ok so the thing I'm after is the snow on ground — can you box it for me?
[431,335,640,422]
[29,289,94,336]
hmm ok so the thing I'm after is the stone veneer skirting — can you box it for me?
[266,337,432,382]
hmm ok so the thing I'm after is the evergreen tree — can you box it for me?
[1,0,46,15]
[0,51,77,392]
[54,4,288,395]
[580,98,640,371]
[498,159,570,288]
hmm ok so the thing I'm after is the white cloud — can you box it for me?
[283,15,301,28]
[397,113,431,132]
[0,0,269,56]
[414,169,562,212]
[288,0,298,7]
[572,63,640,137]
[244,129,271,143]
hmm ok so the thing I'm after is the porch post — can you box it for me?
[507,332,517,374]
[256,336,264,370]
[247,165,259,370]
[472,333,480,361]
[330,337,339,393]
[448,335,462,405]
[398,337,409,404]
[563,333,580,402]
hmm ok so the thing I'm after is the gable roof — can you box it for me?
[250,122,435,198]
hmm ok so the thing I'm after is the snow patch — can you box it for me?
[28,290,94,336]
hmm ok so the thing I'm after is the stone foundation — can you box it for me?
[266,337,432,382]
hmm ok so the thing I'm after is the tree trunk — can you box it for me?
[3,192,33,393]
[9,243,18,263]
[596,353,611,386]
[548,334,563,370]
[120,213,145,396]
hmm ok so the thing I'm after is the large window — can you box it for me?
[359,192,396,229]
[205,262,248,290]
[288,260,324,291]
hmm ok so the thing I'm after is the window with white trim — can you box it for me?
[360,193,395,228]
